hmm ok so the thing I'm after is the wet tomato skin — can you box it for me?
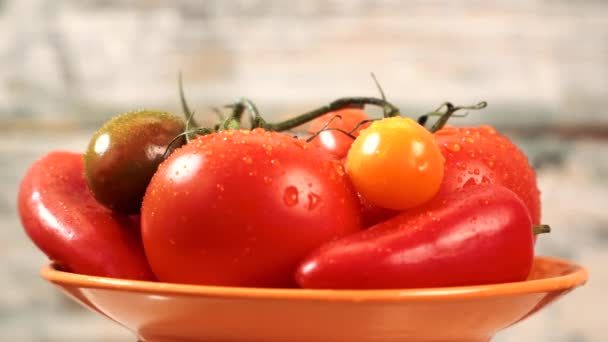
[434,125,541,224]
[141,129,363,287]
[17,151,155,280]
[296,184,535,289]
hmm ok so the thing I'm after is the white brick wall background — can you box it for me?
[1,0,607,128]
[0,1,606,341]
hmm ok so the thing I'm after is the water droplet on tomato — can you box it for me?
[456,161,467,170]
[307,192,321,210]
[473,168,480,175]
[242,156,253,164]
[216,184,225,192]
[240,139,246,144]
[283,186,299,206]
[463,178,477,188]
[481,176,491,184]
[468,151,476,158]
[332,162,345,176]
[262,143,273,156]
[457,176,463,183]
[292,139,308,149]
[464,137,475,144]
[483,126,497,135]
[444,142,461,152]
[270,159,281,168]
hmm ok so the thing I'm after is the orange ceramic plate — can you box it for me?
[41,255,587,342]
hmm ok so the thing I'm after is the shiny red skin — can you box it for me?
[141,129,363,288]
[358,193,398,228]
[17,151,155,280]
[295,185,535,289]
[434,125,541,224]
[308,108,370,160]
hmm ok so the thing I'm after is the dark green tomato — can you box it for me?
[84,110,186,214]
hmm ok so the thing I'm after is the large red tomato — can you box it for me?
[141,129,363,287]
[434,125,541,224]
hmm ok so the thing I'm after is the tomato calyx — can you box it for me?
[418,101,488,132]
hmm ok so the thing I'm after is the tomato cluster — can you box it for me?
[18,92,547,289]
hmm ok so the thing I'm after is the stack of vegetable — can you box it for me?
[17,81,548,289]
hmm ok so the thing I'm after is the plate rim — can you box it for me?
[40,255,588,303]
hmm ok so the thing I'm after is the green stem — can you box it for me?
[263,97,401,132]
[370,73,391,118]
[178,73,199,128]
[241,98,265,128]
[226,102,246,122]
[533,224,551,235]
[429,101,487,133]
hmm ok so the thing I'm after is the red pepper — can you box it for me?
[296,184,547,289]
[18,151,155,280]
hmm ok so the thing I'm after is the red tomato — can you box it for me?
[346,117,444,210]
[307,108,370,159]
[17,151,155,280]
[358,193,399,228]
[434,125,541,224]
[296,184,537,289]
[141,129,363,287]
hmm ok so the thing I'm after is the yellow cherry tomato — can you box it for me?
[345,117,444,210]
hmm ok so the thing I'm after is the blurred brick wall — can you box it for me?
[0,0,607,129]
